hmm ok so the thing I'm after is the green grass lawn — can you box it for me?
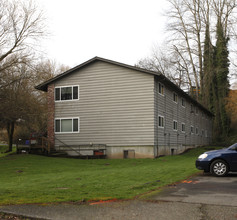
[0,146,219,205]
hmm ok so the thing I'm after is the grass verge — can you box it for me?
[0,145,16,158]
[0,146,220,205]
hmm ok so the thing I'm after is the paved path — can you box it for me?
[1,173,237,220]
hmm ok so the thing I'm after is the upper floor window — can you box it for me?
[55,85,79,101]
[158,83,164,95]
[173,92,178,103]
[196,127,199,135]
[181,98,185,107]
[195,107,198,115]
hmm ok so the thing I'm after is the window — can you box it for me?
[202,129,204,136]
[191,126,194,134]
[182,123,185,133]
[55,118,79,133]
[173,92,178,103]
[173,120,178,131]
[191,104,194,113]
[196,127,199,135]
[158,116,164,128]
[55,85,79,101]
[181,98,185,107]
[158,83,164,95]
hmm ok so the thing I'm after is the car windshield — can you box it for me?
[228,143,237,150]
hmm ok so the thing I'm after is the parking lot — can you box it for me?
[151,172,237,206]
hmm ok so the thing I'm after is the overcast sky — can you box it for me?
[37,0,169,68]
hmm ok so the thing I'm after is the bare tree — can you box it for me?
[0,0,47,151]
[0,0,45,88]
[138,0,237,101]
[137,44,193,89]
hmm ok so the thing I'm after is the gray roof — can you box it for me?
[35,56,213,116]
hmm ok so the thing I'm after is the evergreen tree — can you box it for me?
[203,17,230,140]
[215,18,230,138]
[203,23,215,111]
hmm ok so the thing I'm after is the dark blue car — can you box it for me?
[196,143,237,176]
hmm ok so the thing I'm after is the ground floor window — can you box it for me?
[181,123,185,133]
[196,127,199,135]
[55,117,79,133]
[202,129,204,136]
[173,120,178,131]
[158,115,164,128]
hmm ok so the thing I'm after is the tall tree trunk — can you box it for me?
[7,121,15,152]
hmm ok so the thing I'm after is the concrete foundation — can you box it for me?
[55,144,199,159]
[106,146,154,159]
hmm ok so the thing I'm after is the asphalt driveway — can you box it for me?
[151,172,237,206]
[0,173,237,220]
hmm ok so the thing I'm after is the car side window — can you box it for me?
[229,144,237,151]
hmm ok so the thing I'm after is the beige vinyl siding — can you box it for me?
[155,78,212,150]
[54,61,154,147]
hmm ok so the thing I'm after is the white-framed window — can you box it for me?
[202,129,204,136]
[55,85,79,101]
[195,107,198,115]
[173,120,178,131]
[181,123,185,133]
[158,115,164,128]
[196,127,199,135]
[181,98,185,107]
[191,126,194,134]
[158,83,164,96]
[173,92,178,103]
[55,117,79,133]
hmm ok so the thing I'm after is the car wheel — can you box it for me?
[210,160,229,177]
